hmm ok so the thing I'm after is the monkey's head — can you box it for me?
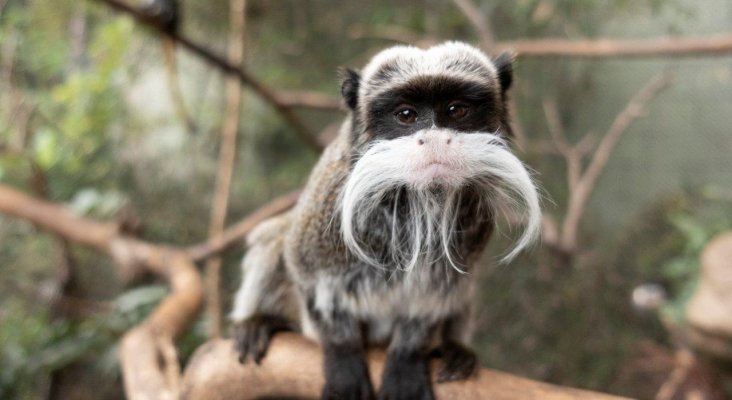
[339,42,541,271]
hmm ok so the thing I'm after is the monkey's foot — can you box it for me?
[378,351,434,400]
[435,341,478,383]
[322,347,375,400]
[232,314,293,364]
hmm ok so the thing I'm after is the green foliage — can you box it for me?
[0,299,103,399]
[34,18,133,196]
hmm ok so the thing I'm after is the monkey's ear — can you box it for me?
[493,52,514,94]
[340,68,361,110]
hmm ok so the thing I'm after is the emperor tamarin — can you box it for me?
[230,41,541,400]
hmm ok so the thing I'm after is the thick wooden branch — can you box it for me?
[181,333,629,400]
[0,184,203,400]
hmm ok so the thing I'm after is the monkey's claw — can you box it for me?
[436,341,478,383]
[232,315,293,365]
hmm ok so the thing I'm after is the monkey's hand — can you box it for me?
[232,314,294,364]
[435,340,478,383]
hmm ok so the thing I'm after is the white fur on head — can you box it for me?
[357,42,499,113]
[339,129,541,272]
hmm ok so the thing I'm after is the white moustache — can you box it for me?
[339,129,542,271]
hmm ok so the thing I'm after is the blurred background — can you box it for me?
[1,0,732,399]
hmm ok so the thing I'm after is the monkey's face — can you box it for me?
[339,42,541,269]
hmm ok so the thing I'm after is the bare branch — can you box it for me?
[204,0,247,339]
[500,34,732,58]
[542,99,571,155]
[542,99,582,191]
[560,72,673,252]
[162,40,198,135]
[187,190,300,262]
[93,0,324,151]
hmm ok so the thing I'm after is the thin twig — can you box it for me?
[507,96,528,151]
[204,0,247,339]
[187,190,300,262]
[542,99,581,191]
[559,72,673,252]
[162,39,198,135]
[655,349,695,400]
[450,0,494,49]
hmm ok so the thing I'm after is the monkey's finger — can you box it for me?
[232,323,254,364]
[253,325,271,365]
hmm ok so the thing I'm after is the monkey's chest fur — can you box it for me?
[284,134,493,344]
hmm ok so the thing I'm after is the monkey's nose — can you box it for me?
[416,130,454,146]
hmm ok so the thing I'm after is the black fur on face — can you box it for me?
[493,52,514,96]
[363,75,502,142]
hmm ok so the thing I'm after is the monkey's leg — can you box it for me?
[434,312,478,382]
[378,318,437,400]
[305,295,375,400]
[230,214,296,364]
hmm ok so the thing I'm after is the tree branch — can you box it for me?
[187,190,300,262]
[204,0,247,339]
[93,0,324,151]
[181,334,629,400]
[559,72,673,252]
[0,184,203,400]
[500,34,732,58]
[542,99,581,191]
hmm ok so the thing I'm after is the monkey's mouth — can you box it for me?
[411,161,464,187]
[423,162,451,178]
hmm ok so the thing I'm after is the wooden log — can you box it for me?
[181,333,628,400]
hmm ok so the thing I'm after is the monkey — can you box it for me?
[230,42,541,400]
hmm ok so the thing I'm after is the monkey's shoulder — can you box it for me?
[284,138,352,273]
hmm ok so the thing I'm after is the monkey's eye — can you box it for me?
[447,102,470,120]
[394,106,418,125]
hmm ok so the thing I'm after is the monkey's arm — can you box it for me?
[230,212,297,364]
